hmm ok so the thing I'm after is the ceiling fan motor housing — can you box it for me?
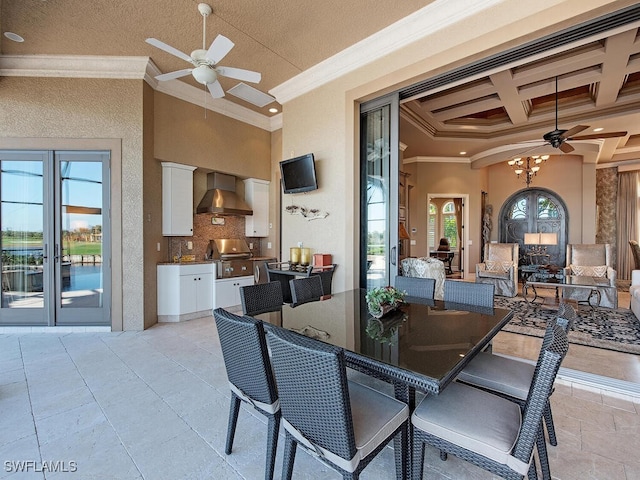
[192,65,217,85]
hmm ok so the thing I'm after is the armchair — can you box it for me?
[562,244,617,308]
[400,257,445,300]
[475,243,519,297]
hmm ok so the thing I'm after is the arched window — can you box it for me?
[442,201,458,248]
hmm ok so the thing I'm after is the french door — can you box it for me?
[360,94,400,290]
[0,150,110,326]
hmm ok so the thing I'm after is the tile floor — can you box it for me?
[1,300,639,479]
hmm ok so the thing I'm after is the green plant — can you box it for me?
[366,286,406,317]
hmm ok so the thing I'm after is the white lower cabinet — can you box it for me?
[214,276,254,309]
[157,263,214,322]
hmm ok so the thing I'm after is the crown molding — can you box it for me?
[0,54,279,132]
[269,0,505,104]
[0,54,150,78]
[403,156,471,164]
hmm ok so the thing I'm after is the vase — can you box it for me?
[369,302,398,318]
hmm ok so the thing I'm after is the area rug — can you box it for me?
[494,296,640,355]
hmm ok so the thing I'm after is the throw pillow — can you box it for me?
[570,264,607,277]
[485,260,498,272]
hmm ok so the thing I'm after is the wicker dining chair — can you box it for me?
[213,308,281,480]
[289,275,324,307]
[240,281,284,316]
[266,327,410,480]
[456,304,576,480]
[412,323,569,480]
[312,264,337,297]
[395,276,436,299]
[443,279,494,308]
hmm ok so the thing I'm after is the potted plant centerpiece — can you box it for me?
[366,286,406,318]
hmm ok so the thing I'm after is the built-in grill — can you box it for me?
[207,239,254,279]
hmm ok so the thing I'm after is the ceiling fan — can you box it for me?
[146,3,261,99]
[540,76,627,153]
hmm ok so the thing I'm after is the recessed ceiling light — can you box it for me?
[593,127,604,132]
[459,151,466,155]
[268,108,278,113]
[4,32,24,43]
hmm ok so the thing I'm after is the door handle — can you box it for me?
[53,244,60,263]
[391,246,397,266]
[43,244,48,262]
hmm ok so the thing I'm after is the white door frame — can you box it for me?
[427,193,469,279]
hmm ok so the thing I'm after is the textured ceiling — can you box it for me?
[0,0,434,113]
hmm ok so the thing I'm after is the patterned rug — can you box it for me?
[494,296,640,355]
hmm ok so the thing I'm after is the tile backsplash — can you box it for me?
[167,214,263,261]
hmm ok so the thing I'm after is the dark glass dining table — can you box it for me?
[254,289,513,479]
[256,288,513,397]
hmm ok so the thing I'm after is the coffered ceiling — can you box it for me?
[1,1,640,166]
[400,24,640,166]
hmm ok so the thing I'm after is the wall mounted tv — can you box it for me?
[279,153,318,194]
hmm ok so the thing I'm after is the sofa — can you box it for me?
[630,270,640,319]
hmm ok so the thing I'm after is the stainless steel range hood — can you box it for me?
[196,172,253,216]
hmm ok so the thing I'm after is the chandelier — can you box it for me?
[507,155,550,187]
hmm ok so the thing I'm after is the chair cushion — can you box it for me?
[412,382,529,475]
[570,264,607,277]
[569,245,607,266]
[477,269,510,280]
[456,352,534,400]
[487,244,514,262]
[282,380,409,473]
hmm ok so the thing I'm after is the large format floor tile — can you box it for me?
[1,313,638,479]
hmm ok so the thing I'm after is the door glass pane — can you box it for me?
[60,161,103,308]
[363,105,390,290]
[1,161,45,308]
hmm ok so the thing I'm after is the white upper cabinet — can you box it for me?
[162,162,197,236]
[244,178,270,237]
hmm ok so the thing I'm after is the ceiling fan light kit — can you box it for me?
[145,3,262,101]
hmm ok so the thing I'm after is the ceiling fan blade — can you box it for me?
[206,35,234,64]
[155,68,193,81]
[560,125,589,139]
[559,142,574,153]
[216,66,261,83]
[146,38,193,63]
[207,80,225,98]
[570,131,628,140]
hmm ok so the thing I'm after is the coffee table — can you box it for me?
[523,273,611,309]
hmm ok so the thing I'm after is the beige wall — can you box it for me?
[0,76,140,329]
[405,161,487,268]
[154,93,271,178]
[486,155,590,244]
[0,77,273,330]
[280,0,620,290]
[142,82,161,329]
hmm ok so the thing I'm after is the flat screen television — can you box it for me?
[279,153,318,194]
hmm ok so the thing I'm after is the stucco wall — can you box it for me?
[0,76,142,330]
[280,0,619,290]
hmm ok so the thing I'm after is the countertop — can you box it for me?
[157,256,276,266]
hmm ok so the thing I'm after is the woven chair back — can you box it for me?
[395,276,436,299]
[213,308,278,407]
[240,281,284,316]
[443,280,494,307]
[290,276,324,307]
[268,328,357,461]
